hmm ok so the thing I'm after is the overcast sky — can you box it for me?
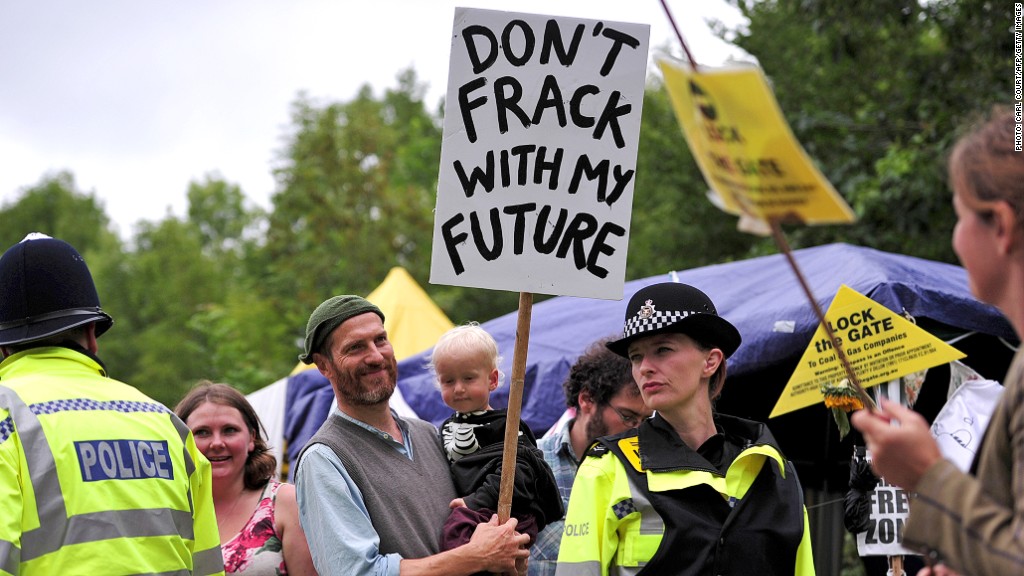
[0,1,747,238]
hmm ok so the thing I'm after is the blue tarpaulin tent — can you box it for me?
[397,242,1015,434]
[285,243,1017,486]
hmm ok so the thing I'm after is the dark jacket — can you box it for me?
[441,409,564,530]
[589,413,814,575]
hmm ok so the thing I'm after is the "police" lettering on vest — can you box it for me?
[75,440,173,481]
[564,522,590,537]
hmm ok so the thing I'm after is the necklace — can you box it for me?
[216,489,247,533]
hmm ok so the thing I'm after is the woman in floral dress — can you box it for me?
[177,381,316,575]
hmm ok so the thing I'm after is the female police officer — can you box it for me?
[556,282,815,575]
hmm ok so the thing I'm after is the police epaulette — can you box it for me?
[585,442,608,458]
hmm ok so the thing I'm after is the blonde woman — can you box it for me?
[557,282,815,575]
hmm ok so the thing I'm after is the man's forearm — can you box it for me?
[398,545,484,576]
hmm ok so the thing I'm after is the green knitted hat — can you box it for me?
[299,295,384,363]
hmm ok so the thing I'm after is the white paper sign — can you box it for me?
[856,451,915,557]
[430,8,649,300]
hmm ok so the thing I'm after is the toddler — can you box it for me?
[430,323,563,552]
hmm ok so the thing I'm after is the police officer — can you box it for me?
[0,233,224,575]
[556,282,815,575]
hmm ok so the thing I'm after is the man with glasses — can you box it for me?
[528,337,652,576]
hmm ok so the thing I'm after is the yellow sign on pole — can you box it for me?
[659,58,856,226]
[770,285,965,418]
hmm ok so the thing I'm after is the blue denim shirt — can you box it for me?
[528,417,579,576]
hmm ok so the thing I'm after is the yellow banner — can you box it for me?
[659,58,855,226]
[770,285,965,417]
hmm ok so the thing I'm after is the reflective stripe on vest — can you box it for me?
[608,468,659,576]
[0,385,198,564]
[0,539,19,575]
[194,544,228,575]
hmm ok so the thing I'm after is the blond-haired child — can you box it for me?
[429,323,563,553]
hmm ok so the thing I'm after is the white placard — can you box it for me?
[856,452,915,557]
[430,8,649,300]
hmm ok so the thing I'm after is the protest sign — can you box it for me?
[856,450,916,557]
[658,59,855,227]
[430,8,650,299]
[770,284,965,418]
[932,375,1003,470]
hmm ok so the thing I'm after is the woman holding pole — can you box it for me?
[853,107,1024,576]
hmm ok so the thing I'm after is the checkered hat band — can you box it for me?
[623,309,698,338]
[30,398,171,416]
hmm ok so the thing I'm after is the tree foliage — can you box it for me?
[187,173,259,257]
[262,71,442,334]
[716,0,1013,261]
[0,171,121,256]
[104,217,223,405]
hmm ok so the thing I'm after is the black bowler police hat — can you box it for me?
[0,233,114,346]
[606,282,741,359]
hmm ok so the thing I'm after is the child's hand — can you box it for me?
[449,498,467,509]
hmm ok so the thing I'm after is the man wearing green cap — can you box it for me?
[294,295,530,576]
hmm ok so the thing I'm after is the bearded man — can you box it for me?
[528,337,652,576]
[293,296,529,576]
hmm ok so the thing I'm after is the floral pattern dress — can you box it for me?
[221,480,288,575]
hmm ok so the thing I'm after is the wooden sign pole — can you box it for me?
[890,555,904,576]
[497,291,533,522]
[769,219,875,410]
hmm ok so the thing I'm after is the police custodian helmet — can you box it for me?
[0,233,113,347]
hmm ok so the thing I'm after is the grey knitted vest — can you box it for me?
[297,413,456,558]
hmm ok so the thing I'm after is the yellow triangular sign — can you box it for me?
[770,285,965,418]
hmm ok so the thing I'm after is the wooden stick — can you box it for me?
[658,0,700,69]
[890,555,904,576]
[769,220,876,410]
[497,292,534,522]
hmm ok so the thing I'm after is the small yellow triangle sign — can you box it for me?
[770,285,965,418]
[617,437,644,473]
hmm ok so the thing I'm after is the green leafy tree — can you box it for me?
[262,70,472,333]
[181,174,292,391]
[715,0,1013,261]
[187,173,261,257]
[187,289,295,392]
[102,217,224,405]
[94,174,286,398]
[0,171,120,256]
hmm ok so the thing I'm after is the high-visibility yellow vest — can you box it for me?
[556,415,816,576]
[0,347,224,576]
